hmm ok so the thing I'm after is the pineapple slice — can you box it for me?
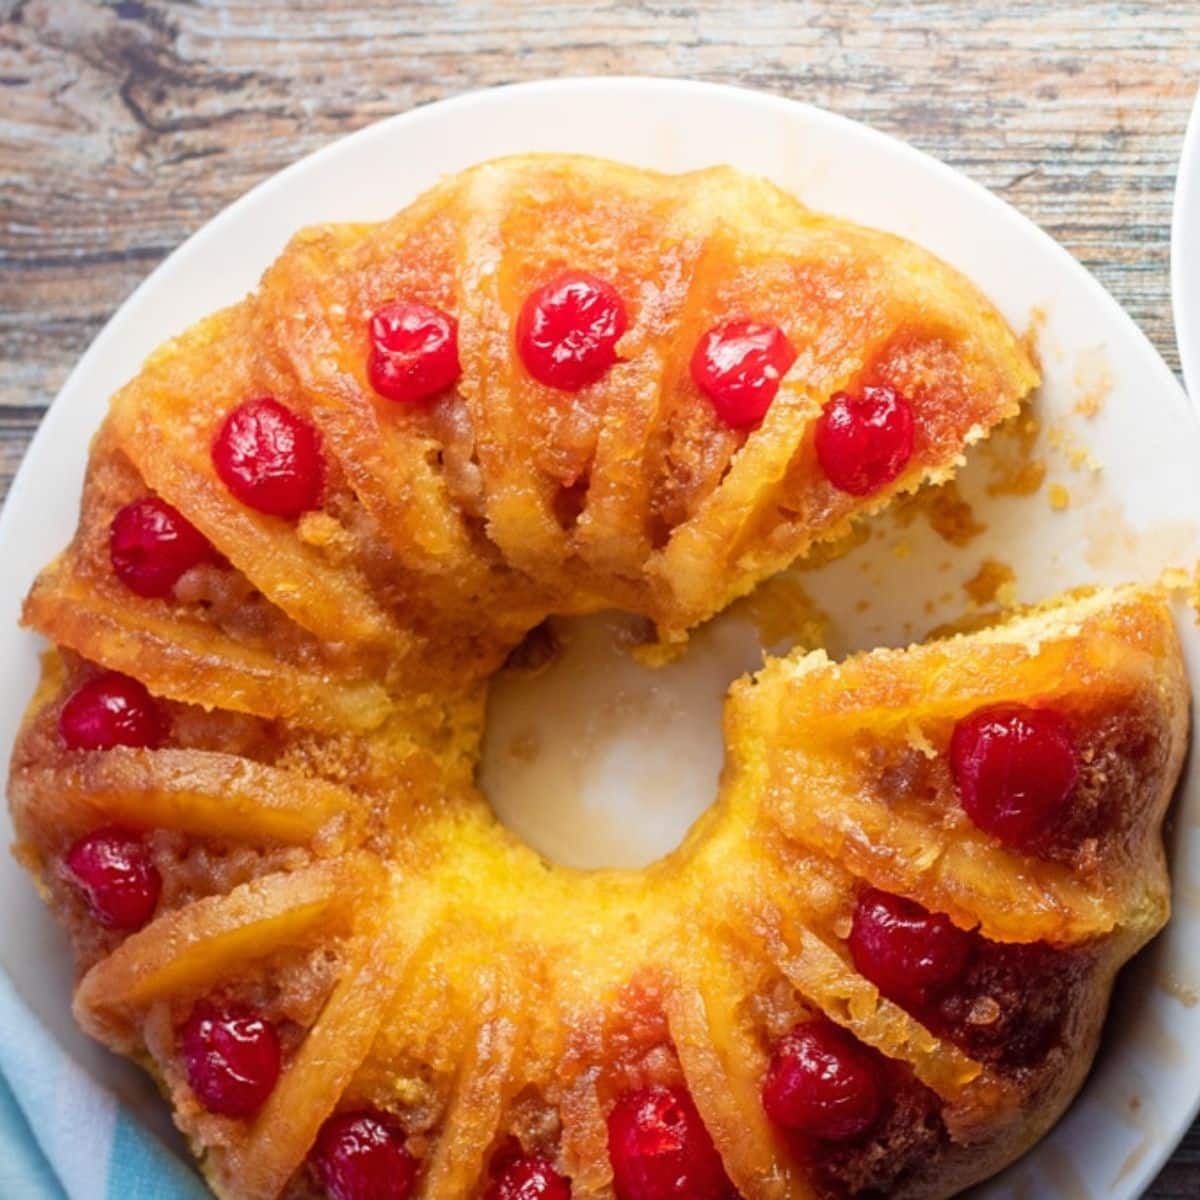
[772,777,1118,943]
[762,916,996,1105]
[11,747,362,846]
[666,977,810,1200]
[417,972,525,1195]
[75,857,373,1038]
[555,1035,614,1197]
[25,561,390,732]
[742,586,1178,735]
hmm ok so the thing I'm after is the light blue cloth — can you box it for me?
[0,969,210,1200]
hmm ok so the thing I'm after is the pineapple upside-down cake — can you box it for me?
[7,155,1187,1200]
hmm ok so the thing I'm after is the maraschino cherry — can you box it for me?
[950,703,1078,846]
[59,672,161,751]
[849,888,974,1009]
[761,1021,882,1142]
[367,300,461,404]
[181,1001,281,1118]
[607,1085,731,1200]
[516,271,627,391]
[485,1154,572,1200]
[64,827,161,930]
[110,495,212,598]
[310,1109,418,1200]
[691,319,796,429]
[212,397,323,519]
[814,384,914,495]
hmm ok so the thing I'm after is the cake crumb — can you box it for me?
[1158,974,1200,1008]
[1160,565,1192,591]
[1048,421,1103,474]
[964,559,1017,608]
[933,484,982,544]
[1067,444,1102,472]
[734,575,829,652]
[1048,483,1070,510]
[982,412,1046,497]
[894,480,986,546]
[1020,305,1047,371]
[630,637,688,668]
[1073,345,1112,418]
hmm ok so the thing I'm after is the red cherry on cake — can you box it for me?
[181,1001,281,1118]
[950,703,1078,846]
[212,397,323,519]
[607,1085,731,1200]
[110,495,212,598]
[762,1021,882,1142]
[310,1109,418,1200]
[814,384,914,495]
[64,827,161,930]
[691,319,797,429]
[486,1155,572,1200]
[516,270,627,391]
[367,300,461,404]
[59,672,162,751]
[849,888,973,1008]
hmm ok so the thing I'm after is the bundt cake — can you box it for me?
[6,154,1187,1200]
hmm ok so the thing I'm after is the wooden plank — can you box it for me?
[1,0,1196,1191]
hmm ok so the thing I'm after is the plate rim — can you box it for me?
[1171,84,1200,406]
[1,75,1197,1197]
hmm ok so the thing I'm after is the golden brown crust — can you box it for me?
[725,586,1186,1198]
[6,156,1181,1200]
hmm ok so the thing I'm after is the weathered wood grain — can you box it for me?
[2,1,1199,1193]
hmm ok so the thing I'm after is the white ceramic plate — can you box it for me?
[1172,85,1200,405]
[3,78,1199,1198]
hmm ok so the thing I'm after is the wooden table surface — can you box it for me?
[1,1,1198,1195]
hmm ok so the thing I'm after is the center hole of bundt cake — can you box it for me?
[480,611,764,869]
